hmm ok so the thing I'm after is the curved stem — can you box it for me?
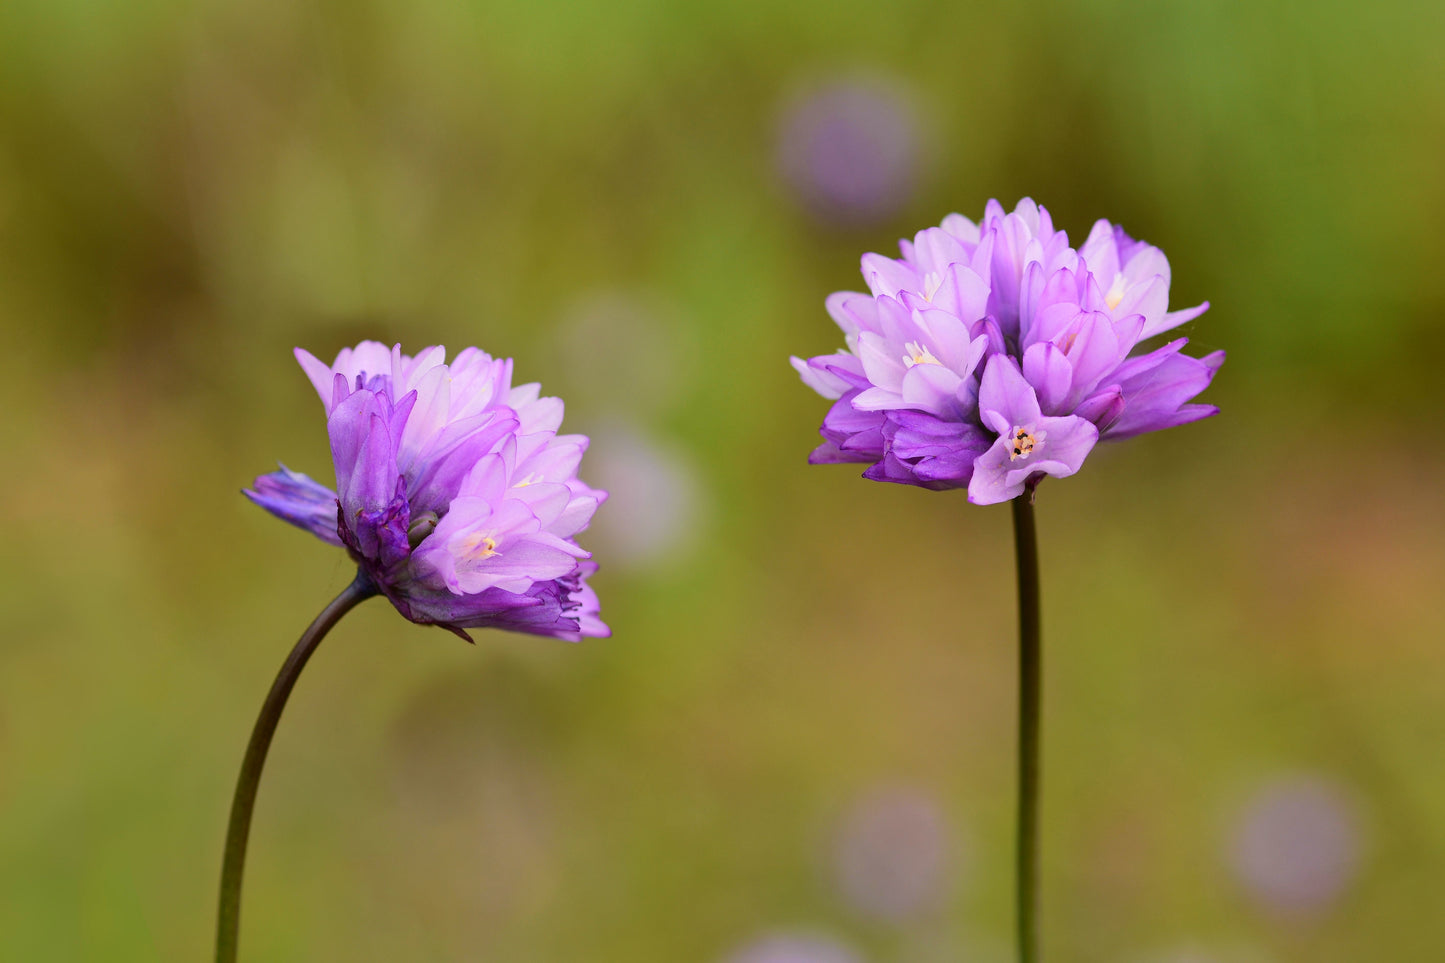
[216,571,377,963]
[1012,490,1041,963]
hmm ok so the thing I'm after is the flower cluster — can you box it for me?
[246,342,608,641]
[792,198,1223,503]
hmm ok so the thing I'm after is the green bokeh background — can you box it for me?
[3,1,1443,960]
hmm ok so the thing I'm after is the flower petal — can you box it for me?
[977,354,1041,435]
[1022,342,1072,414]
[244,465,342,545]
[967,436,1028,505]
[1032,415,1098,477]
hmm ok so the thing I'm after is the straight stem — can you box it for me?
[1012,492,1042,963]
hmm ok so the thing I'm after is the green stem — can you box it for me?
[1012,489,1041,963]
[216,571,377,963]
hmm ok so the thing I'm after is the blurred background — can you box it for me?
[2,0,1443,960]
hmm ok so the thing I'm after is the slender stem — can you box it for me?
[1012,489,1041,963]
[216,571,377,963]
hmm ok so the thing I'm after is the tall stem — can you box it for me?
[216,571,377,963]
[1012,490,1041,963]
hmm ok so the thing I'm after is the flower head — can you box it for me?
[246,342,607,641]
[776,77,920,224]
[832,785,954,922]
[792,198,1223,503]
[1228,774,1362,916]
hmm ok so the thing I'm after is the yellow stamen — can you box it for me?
[902,340,941,368]
[459,532,500,559]
[1009,427,1037,462]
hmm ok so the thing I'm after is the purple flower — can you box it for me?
[246,341,608,642]
[1228,774,1363,917]
[969,355,1098,505]
[792,199,1223,502]
[776,78,920,225]
[722,933,866,963]
[832,785,954,922]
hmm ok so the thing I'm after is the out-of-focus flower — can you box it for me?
[777,78,920,225]
[1227,774,1363,916]
[583,424,704,569]
[722,932,867,963]
[792,199,1223,502]
[832,785,954,922]
[246,341,607,641]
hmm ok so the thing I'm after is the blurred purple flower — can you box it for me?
[246,341,608,642]
[584,424,703,568]
[792,199,1223,502]
[777,79,920,224]
[722,932,867,963]
[1227,774,1363,916]
[832,786,953,922]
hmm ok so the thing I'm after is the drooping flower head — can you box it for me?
[792,198,1223,503]
[246,342,608,641]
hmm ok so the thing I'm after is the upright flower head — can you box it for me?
[792,198,1223,503]
[246,342,607,641]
